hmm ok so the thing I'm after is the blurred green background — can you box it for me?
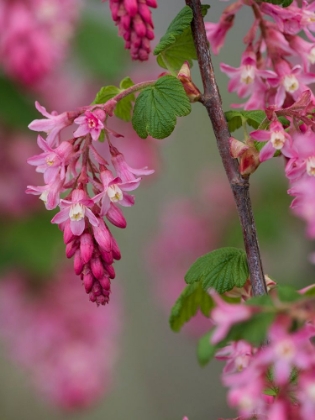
[0,1,314,420]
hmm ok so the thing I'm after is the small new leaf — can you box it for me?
[225,110,266,133]
[185,247,249,294]
[154,5,210,72]
[169,282,213,332]
[197,330,217,366]
[132,75,191,139]
[92,77,135,121]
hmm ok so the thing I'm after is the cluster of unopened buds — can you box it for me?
[205,0,315,239]
[105,0,157,61]
[26,101,153,305]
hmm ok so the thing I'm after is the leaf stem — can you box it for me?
[186,0,267,296]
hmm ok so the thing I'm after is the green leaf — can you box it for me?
[92,77,135,121]
[264,388,278,397]
[154,6,193,55]
[169,282,213,332]
[225,110,266,133]
[154,5,210,72]
[132,75,191,139]
[276,285,301,303]
[156,27,197,72]
[197,330,217,366]
[0,75,38,129]
[223,312,275,347]
[185,247,249,294]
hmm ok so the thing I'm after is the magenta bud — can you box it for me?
[106,204,127,228]
[66,240,79,258]
[99,248,114,265]
[134,16,147,37]
[80,233,94,264]
[99,275,111,291]
[91,257,104,280]
[89,292,96,303]
[105,264,116,279]
[124,0,138,17]
[63,222,74,244]
[110,234,121,260]
[73,250,84,275]
[93,220,112,252]
[138,4,153,25]
[82,272,94,293]
[96,295,108,306]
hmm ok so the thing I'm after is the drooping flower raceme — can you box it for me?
[104,0,157,61]
[27,100,154,305]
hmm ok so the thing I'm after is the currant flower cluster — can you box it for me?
[0,0,80,86]
[26,101,154,305]
[104,0,157,61]
[0,267,121,409]
[206,0,315,239]
[212,283,315,420]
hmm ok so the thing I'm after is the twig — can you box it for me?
[186,0,267,296]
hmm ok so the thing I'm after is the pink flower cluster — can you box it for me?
[212,1,315,110]
[0,268,121,409]
[211,288,315,419]
[26,101,154,305]
[105,0,157,61]
[0,0,80,86]
[207,1,315,237]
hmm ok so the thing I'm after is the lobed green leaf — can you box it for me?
[132,75,191,139]
[169,282,213,332]
[225,110,267,133]
[185,247,249,294]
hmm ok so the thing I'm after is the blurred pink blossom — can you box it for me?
[0,0,80,86]
[0,267,122,409]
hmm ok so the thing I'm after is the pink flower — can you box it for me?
[93,167,138,226]
[220,47,277,100]
[250,120,295,162]
[27,135,74,183]
[205,1,243,55]
[0,269,121,409]
[285,129,315,181]
[51,189,99,236]
[73,110,105,142]
[210,291,253,344]
[28,102,72,146]
[110,144,154,182]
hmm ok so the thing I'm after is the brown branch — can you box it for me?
[186,0,267,296]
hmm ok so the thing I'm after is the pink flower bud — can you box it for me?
[177,62,201,102]
[92,220,112,252]
[229,137,249,158]
[91,257,105,280]
[82,272,94,293]
[80,233,94,264]
[99,276,111,291]
[99,248,114,265]
[105,264,116,279]
[74,250,84,275]
[106,204,127,228]
[66,240,79,259]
